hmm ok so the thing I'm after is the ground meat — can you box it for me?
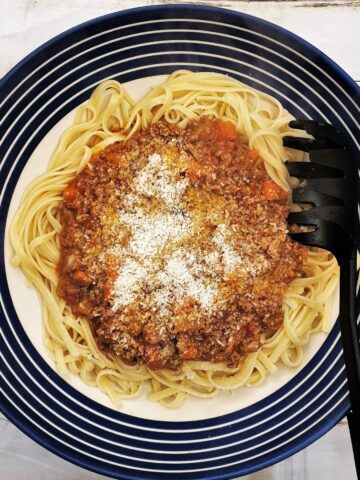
[57,118,308,370]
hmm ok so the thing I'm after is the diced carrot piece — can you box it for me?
[179,343,198,360]
[215,121,238,142]
[261,180,288,201]
[107,153,124,164]
[73,270,91,286]
[145,346,166,370]
[246,149,261,162]
[63,183,78,203]
[177,334,198,360]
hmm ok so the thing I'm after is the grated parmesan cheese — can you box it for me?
[120,210,192,259]
[154,248,217,316]
[213,225,242,274]
[111,151,219,313]
[134,153,188,206]
[112,258,147,310]
[110,151,257,315]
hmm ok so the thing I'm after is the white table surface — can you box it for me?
[1,1,359,479]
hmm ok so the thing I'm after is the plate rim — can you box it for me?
[0,4,359,97]
[0,4,358,479]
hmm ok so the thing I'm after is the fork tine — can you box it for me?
[289,230,321,246]
[283,135,343,151]
[287,211,313,225]
[288,219,352,260]
[292,188,343,206]
[288,206,356,242]
[288,119,345,147]
[289,230,333,253]
[305,178,347,201]
[310,149,352,173]
[286,161,343,178]
[283,136,319,152]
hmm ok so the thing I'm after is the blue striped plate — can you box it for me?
[0,5,359,479]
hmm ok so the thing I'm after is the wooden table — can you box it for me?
[1,1,359,479]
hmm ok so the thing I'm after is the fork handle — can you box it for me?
[347,410,360,478]
[340,254,360,477]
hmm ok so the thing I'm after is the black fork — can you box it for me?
[284,119,360,477]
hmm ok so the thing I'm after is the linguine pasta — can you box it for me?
[10,71,339,408]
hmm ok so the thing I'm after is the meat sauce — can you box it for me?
[57,118,307,370]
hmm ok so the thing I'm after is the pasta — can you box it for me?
[10,71,339,408]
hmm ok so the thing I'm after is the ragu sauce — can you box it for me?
[57,118,307,370]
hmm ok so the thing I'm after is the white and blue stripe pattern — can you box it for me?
[0,5,359,479]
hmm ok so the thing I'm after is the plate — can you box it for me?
[0,5,359,479]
